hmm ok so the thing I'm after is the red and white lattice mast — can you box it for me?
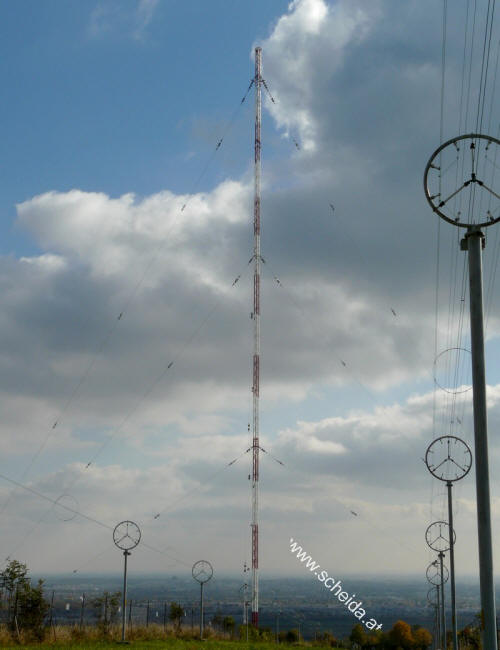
[251,45,262,627]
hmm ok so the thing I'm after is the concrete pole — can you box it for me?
[200,582,204,639]
[439,553,446,650]
[121,550,130,643]
[447,481,458,650]
[463,228,497,650]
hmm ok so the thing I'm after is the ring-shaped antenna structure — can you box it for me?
[192,560,213,584]
[427,586,438,606]
[113,520,141,551]
[425,520,456,552]
[433,347,472,395]
[54,493,79,522]
[424,133,500,228]
[426,560,449,586]
[425,435,473,482]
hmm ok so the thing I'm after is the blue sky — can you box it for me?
[0,0,288,254]
[0,0,499,587]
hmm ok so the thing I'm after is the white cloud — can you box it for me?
[261,0,379,151]
[20,254,66,271]
[2,0,500,578]
[0,376,498,575]
[134,0,160,39]
[88,0,159,40]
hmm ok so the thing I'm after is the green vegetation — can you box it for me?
[0,559,485,650]
[0,640,295,649]
[0,637,339,649]
[90,591,121,636]
[0,559,49,641]
[170,602,185,632]
[349,621,432,650]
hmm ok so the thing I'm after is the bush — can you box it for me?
[285,628,300,643]
[315,631,337,647]
[90,590,121,636]
[17,579,49,641]
[0,559,49,642]
[170,602,184,632]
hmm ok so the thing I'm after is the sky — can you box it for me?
[0,0,500,594]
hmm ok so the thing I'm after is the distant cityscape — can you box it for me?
[27,574,484,640]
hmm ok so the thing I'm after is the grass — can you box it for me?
[0,637,328,649]
[2,639,276,650]
[0,626,337,649]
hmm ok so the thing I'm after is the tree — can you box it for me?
[259,626,274,642]
[0,559,28,595]
[366,630,385,649]
[17,579,49,640]
[91,591,121,635]
[285,628,299,643]
[315,631,337,647]
[211,610,223,631]
[223,615,235,638]
[0,559,29,627]
[243,624,273,642]
[0,558,48,638]
[389,621,414,649]
[459,625,480,650]
[351,623,368,648]
[169,602,184,632]
[413,627,432,650]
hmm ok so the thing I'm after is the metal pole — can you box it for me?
[439,553,446,650]
[163,601,167,631]
[121,550,130,642]
[200,582,204,639]
[80,593,85,630]
[251,44,262,629]
[436,584,441,650]
[463,228,497,650]
[447,481,458,650]
[434,597,439,650]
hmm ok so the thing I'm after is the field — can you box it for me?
[0,624,337,650]
[0,638,335,650]
[2,642,263,650]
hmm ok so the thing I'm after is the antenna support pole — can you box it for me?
[438,552,446,650]
[462,228,497,650]
[424,133,500,650]
[447,480,457,650]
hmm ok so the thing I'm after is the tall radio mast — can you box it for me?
[251,45,262,627]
